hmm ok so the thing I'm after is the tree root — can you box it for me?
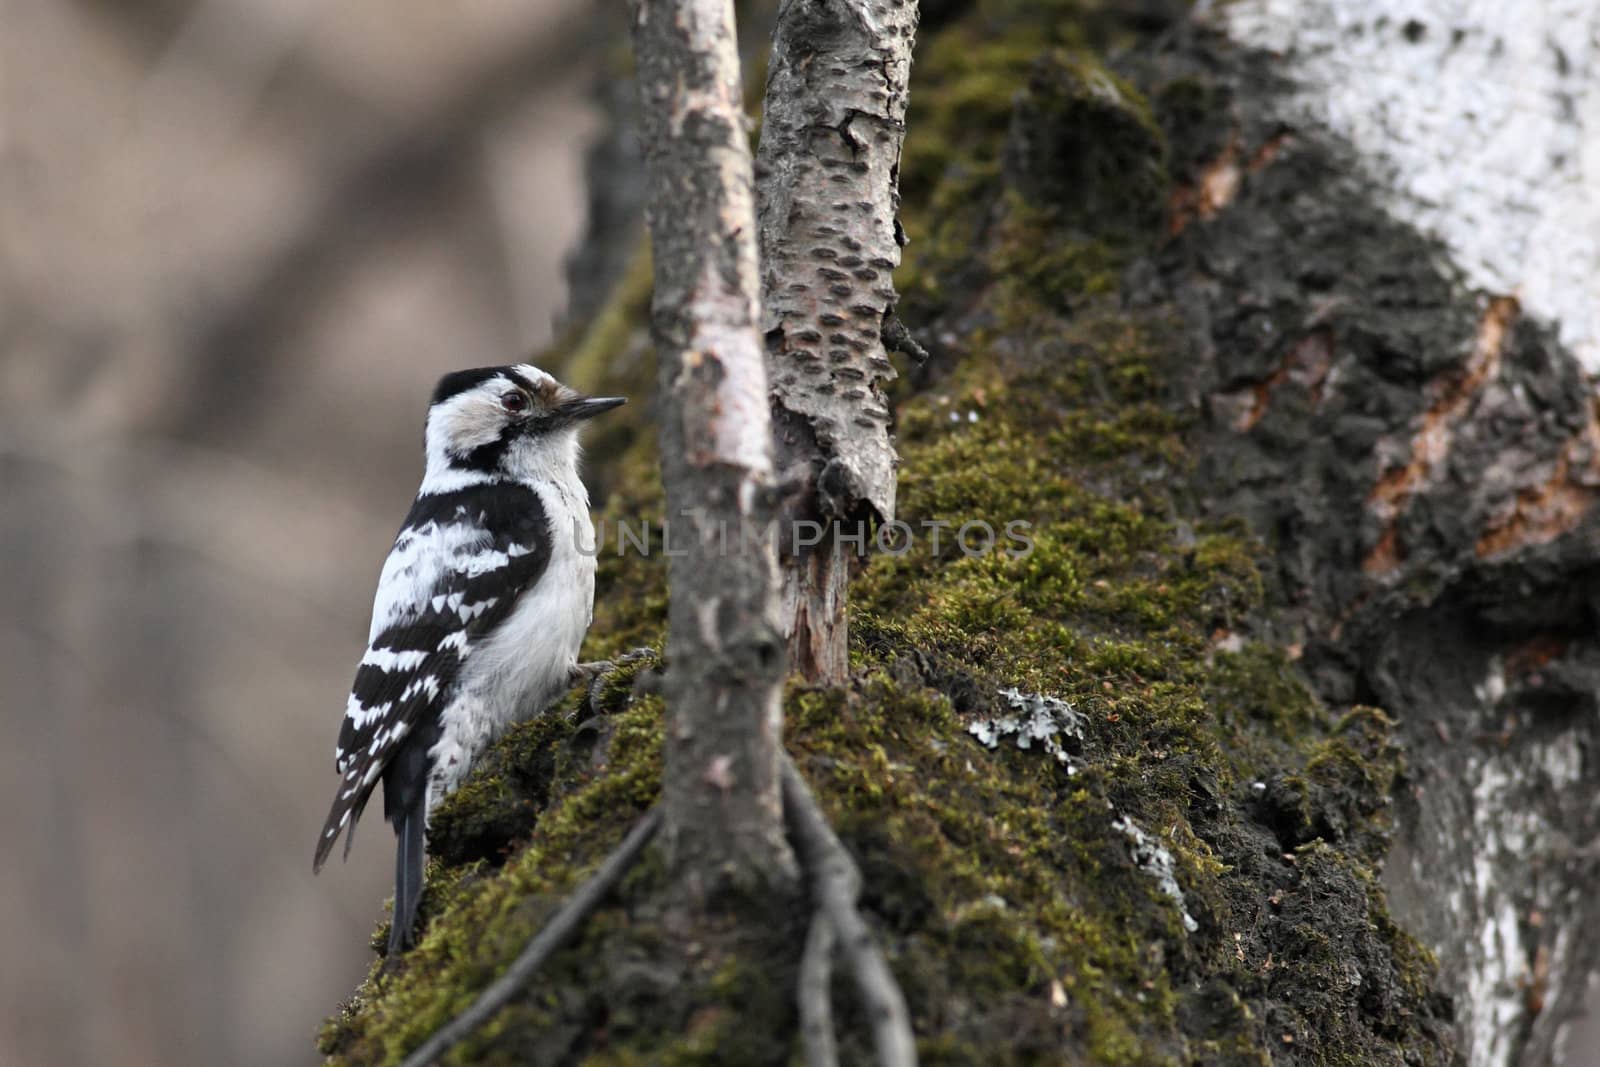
[396,806,662,1067]
[798,904,841,1067]
[781,755,917,1067]
[394,755,914,1067]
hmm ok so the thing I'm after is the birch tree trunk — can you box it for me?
[1190,5,1600,1064]
[629,0,795,896]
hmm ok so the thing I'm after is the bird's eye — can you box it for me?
[501,391,528,413]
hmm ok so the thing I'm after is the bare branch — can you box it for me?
[781,757,916,1066]
[396,807,662,1067]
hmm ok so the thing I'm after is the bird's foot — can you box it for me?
[570,647,655,684]
[571,648,657,714]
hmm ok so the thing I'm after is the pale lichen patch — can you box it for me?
[965,686,1088,774]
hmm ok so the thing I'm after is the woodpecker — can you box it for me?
[313,364,624,956]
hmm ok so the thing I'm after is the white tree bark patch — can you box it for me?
[1215,0,1600,369]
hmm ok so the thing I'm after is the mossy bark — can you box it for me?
[318,3,1599,1064]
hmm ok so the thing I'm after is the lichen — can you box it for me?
[968,687,1088,772]
[1111,810,1199,934]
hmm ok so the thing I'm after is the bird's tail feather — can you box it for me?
[387,798,426,957]
[312,770,373,873]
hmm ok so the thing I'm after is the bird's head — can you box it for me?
[421,364,624,488]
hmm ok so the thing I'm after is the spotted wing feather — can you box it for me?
[313,484,553,871]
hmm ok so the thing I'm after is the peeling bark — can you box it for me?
[1364,296,1521,577]
[629,0,794,894]
[755,0,919,682]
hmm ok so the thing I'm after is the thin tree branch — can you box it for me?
[781,757,916,1066]
[396,807,662,1067]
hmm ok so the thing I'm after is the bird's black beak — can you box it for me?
[559,395,627,422]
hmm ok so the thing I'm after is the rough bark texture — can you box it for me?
[1126,28,1600,1067]
[318,3,1600,1064]
[629,0,794,895]
[756,0,919,682]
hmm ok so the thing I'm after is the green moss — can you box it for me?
[424,712,577,869]
[318,650,667,1063]
[586,470,669,663]
[1003,49,1167,232]
[898,32,1168,327]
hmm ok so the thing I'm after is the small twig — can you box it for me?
[881,311,930,365]
[397,807,663,1067]
[798,909,840,1067]
[781,756,917,1067]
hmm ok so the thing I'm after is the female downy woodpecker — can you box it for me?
[313,364,624,956]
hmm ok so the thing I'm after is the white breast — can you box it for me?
[426,476,597,812]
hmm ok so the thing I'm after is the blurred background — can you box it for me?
[0,2,615,1064]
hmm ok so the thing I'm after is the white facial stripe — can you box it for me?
[425,380,516,465]
[418,364,597,488]
[513,363,557,389]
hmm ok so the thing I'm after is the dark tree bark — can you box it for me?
[629,0,795,896]
[756,0,919,683]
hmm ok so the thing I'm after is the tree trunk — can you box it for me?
[1174,7,1600,1064]
[629,0,794,897]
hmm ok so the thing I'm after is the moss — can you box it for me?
[319,1,1450,1063]
[898,30,1167,330]
[1297,707,1403,861]
[1003,49,1167,234]
[585,469,669,663]
[424,712,577,869]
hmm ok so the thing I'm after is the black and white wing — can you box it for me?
[313,484,552,871]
